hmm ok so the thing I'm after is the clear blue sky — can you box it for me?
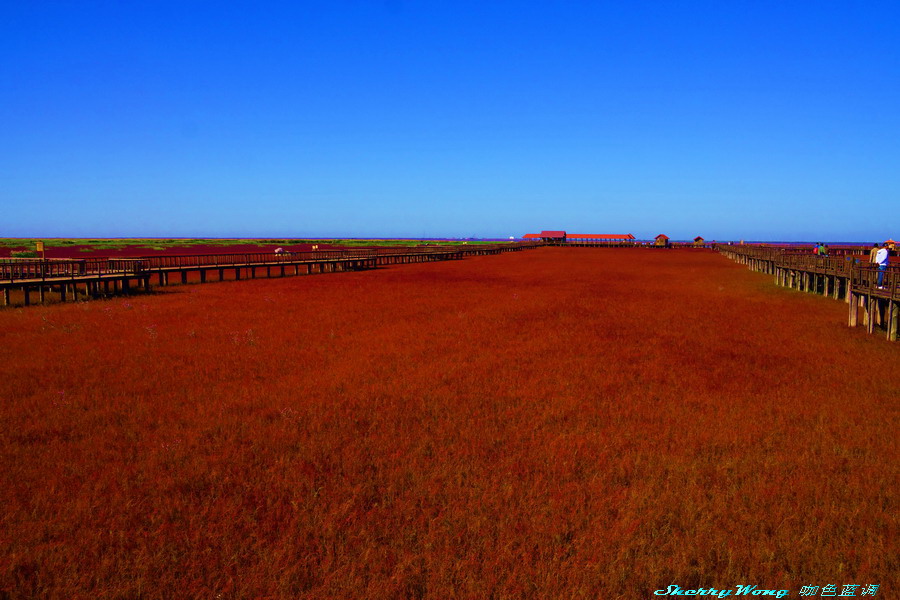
[2,1,898,240]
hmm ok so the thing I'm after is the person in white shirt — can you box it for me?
[875,243,889,288]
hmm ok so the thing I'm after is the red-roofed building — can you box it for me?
[522,233,541,240]
[654,234,670,247]
[693,236,705,246]
[566,233,635,242]
[539,231,567,242]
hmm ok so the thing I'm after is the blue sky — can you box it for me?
[2,1,898,240]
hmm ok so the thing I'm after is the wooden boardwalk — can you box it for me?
[718,244,899,342]
[0,243,540,308]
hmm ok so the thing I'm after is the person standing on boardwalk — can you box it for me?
[869,243,880,264]
[875,243,889,289]
[820,244,828,257]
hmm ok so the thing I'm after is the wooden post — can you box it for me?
[200,270,207,283]
[235,268,241,280]
[39,286,46,304]
[867,297,876,334]
[181,271,188,284]
[2,288,9,306]
[24,286,31,306]
[889,300,899,341]
[219,268,225,281]
[60,284,67,302]
[849,288,857,326]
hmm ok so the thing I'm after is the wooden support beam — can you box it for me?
[60,285,67,302]
[200,270,207,283]
[889,300,899,341]
[2,288,9,306]
[182,271,188,284]
[849,289,857,326]
[39,286,46,304]
[867,297,876,334]
[24,286,31,306]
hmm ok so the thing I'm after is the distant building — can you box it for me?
[693,236,705,246]
[523,232,638,244]
[566,234,635,243]
[539,230,567,243]
[654,234,670,247]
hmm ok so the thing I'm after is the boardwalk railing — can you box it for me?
[0,258,146,282]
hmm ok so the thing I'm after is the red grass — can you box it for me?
[1,248,897,598]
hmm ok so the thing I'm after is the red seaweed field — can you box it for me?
[1,248,897,598]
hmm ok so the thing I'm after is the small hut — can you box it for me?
[693,236,705,247]
[654,234,670,247]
